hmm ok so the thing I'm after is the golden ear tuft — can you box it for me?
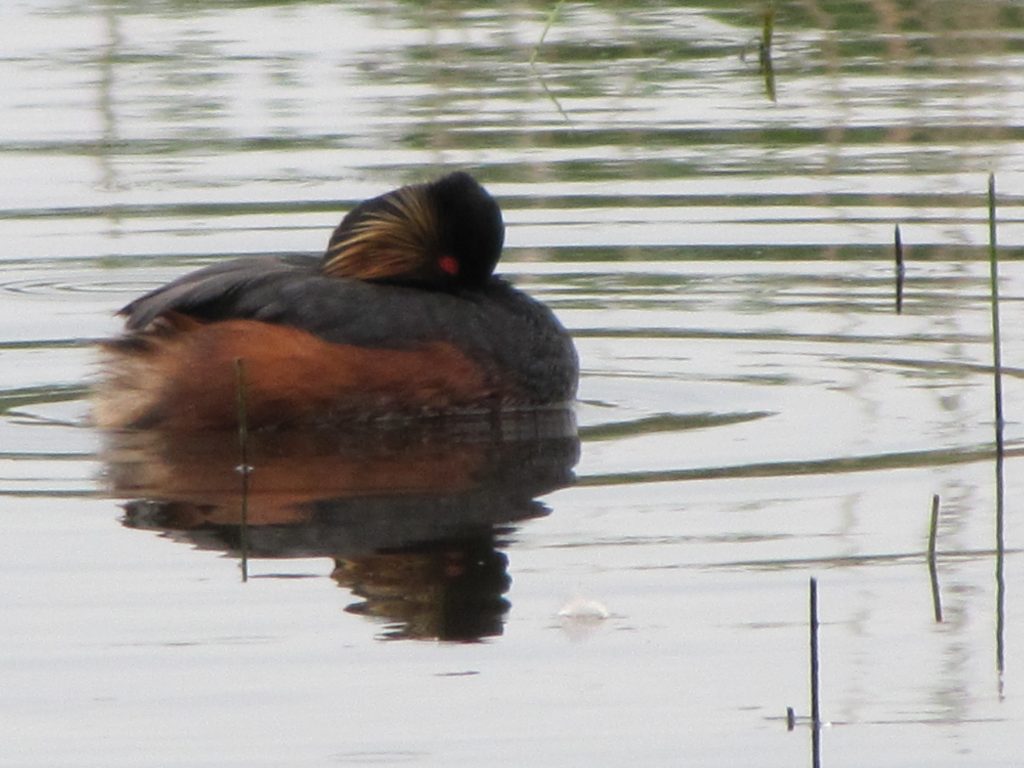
[322,186,440,281]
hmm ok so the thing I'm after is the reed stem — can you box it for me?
[894,224,905,314]
[234,357,251,582]
[987,174,1006,685]
[809,577,821,768]
[759,3,777,101]
[928,494,943,622]
[530,0,565,65]
[988,174,1004,457]
[809,577,820,726]
[927,494,939,562]
[761,2,775,57]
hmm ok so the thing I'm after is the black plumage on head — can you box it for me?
[321,172,504,289]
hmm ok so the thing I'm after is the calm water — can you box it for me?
[3,1,1024,765]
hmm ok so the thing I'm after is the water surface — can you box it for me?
[2,1,1024,765]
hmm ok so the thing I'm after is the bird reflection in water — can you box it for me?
[106,412,579,641]
[334,537,512,642]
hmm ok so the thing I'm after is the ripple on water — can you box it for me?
[2,2,1024,765]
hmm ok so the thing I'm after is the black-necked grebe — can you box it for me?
[94,172,578,430]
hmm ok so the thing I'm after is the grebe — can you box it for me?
[94,172,577,430]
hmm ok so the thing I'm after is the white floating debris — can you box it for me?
[558,597,610,620]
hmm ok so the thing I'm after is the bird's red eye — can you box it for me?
[438,254,459,276]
